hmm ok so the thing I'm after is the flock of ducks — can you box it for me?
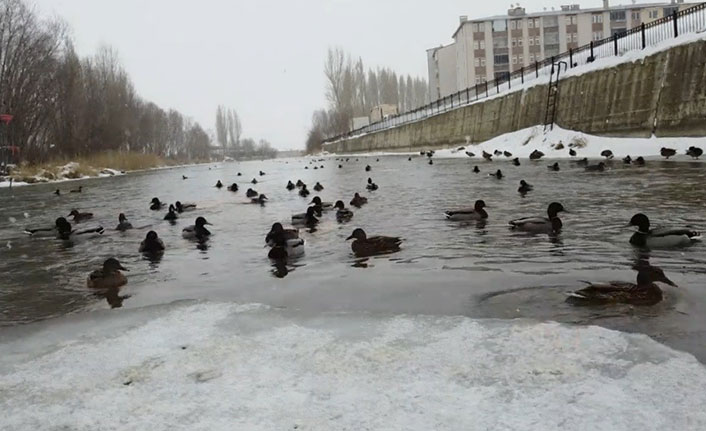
[22,146,703,309]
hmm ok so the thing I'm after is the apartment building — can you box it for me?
[428,0,695,100]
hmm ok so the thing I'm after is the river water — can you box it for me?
[1,156,705,360]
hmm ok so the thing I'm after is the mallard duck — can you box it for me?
[215,180,223,188]
[585,162,606,172]
[164,204,179,221]
[428,159,433,165]
[346,228,402,257]
[237,172,242,176]
[313,182,324,192]
[246,188,258,198]
[266,224,305,259]
[87,258,128,290]
[259,170,266,176]
[426,151,434,158]
[529,150,544,160]
[251,178,258,184]
[627,213,701,248]
[265,223,299,246]
[634,156,646,166]
[228,183,239,192]
[182,216,212,240]
[69,209,93,223]
[509,202,565,233]
[299,185,311,197]
[251,194,268,205]
[569,148,577,157]
[548,162,559,171]
[366,178,379,191]
[175,201,197,213]
[182,175,188,180]
[687,146,703,159]
[504,151,512,158]
[489,169,503,179]
[116,213,133,231]
[286,181,295,190]
[622,155,632,164]
[150,197,165,211]
[54,189,61,196]
[494,150,502,156]
[445,199,487,221]
[465,151,475,158]
[600,149,614,160]
[575,157,589,167]
[660,147,676,159]
[292,206,319,227]
[512,158,521,166]
[309,196,333,211]
[296,179,304,188]
[365,165,372,172]
[139,231,165,254]
[350,193,368,208]
[473,166,480,173]
[518,180,533,194]
[566,265,677,306]
[482,151,493,161]
[334,200,354,222]
[70,186,83,193]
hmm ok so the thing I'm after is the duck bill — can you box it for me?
[118,265,129,272]
[345,235,354,241]
[661,277,677,287]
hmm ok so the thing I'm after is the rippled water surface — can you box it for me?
[1,156,705,359]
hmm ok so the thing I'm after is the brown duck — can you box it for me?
[566,265,676,306]
[87,258,128,290]
[346,228,402,257]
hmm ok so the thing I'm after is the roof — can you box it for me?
[451,1,697,38]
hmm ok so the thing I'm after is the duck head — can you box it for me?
[103,258,128,273]
[55,217,72,236]
[151,197,161,205]
[346,228,367,241]
[636,265,677,287]
[628,213,650,233]
[168,204,176,213]
[310,196,323,206]
[68,209,80,218]
[145,230,159,242]
[367,178,373,184]
[270,222,284,234]
[175,201,184,212]
[547,202,565,218]
[474,200,486,211]
[334,200,345,210]
[520,180,529,187]
[195,217,212,228]
[118,213,127,223]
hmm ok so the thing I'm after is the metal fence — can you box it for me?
[323,2,706,145]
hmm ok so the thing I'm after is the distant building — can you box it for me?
[370,104,399,123]
[428,0,695,101]
[350,116,370,131]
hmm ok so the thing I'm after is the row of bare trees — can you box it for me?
[0,0,211,164]
[214,105,277,160]
[305,47,429,153]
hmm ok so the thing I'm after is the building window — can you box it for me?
[474,41,479,50]
[474,58,480,67]
[592,14,603,23]
[494,54,509,64]
[593,31,603,40]
[479,22,485,32]
[518,55,523,64]
[528,19,534,28]
[610,11,626,21]
[649,10,659,19]
[516,20,522,29]
[511,20,516,29]
[493,19,507,32]
[512,56,517,65]
[476,76,482,84]
[480,40,485,49]
[535,36,540,45]
[518,38,523,47]
[511,38,516,47]
[529,54,535,62]
[632,12,640,21]
[535,18,540,27]
[572,33,578,42]
[565,15,577,25]
[472,23,479,32]
[529,38,534,46]
[481,58,486,66]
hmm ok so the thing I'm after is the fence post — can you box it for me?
[641,23,646,49]
[673,11,678,38]
[613,33,618,55]
[475,84,479,101]
[496,79,499,94]
[507,72,511,89]
[569,48,573,68]
[590,41,594,59]
[485,81,489,97]
[451,94,454,109]
[535,61,539,77]
[466,87,469,103]
[521,67,524,83]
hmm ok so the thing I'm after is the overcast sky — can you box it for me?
[34,0,612,150]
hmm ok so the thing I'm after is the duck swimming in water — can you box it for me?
[265,223,299,246]
[473,166,480,173]
[70,186,83,193]
[246,188,258,198]
[660,147,676,159]
[251,178,258,184]
[482,151,493,161]
[286,181,295,190]
[87,258,128,290]
[548,162,559,171]
[334,200,354,222]
[116,213,133,231]
[228,183,239,192]
[299,185,311,197]
[509,202,565,233]
[634,156,646,166]
[350,193,368,208]
[251,194,268,205]
[292,206,319,228]
[313,182,324,192]
[622,155,632,164]
[569,148,577,157]
[310,196,333,211]
[69,209,93,223]
[346,228,402,257]
[444,199,488,221]
[489,169,503,179]
[366,178,379,191]
[575,157,589,167]
[259,170,266,176]
[175,201,197,213]
[139,231,165,254]
[585,162,606,172]
[365,165,371,172]
[566,265,677,306]
[428,159,433,165]
[164,204,179,221]
[529,150,544,160]
[296,179,304,188]
[215,180,223,189]
[512,158,520,166]
[600,149,614,160]
[150,197,165,211]
[54,189,60,196]
[518,180,533,194]
[627,213,700,248]
[182,216,212,240]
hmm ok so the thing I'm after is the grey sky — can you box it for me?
[34,0,611,150]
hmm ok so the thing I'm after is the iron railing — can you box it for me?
[323,2,706,146]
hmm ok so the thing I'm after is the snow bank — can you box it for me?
[2,301,705,430]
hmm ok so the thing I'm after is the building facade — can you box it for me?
[429,0,694,100]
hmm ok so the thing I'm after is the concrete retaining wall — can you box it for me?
[324,40,706,153]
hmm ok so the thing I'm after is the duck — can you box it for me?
[296,179,304,188]
[472,166,480,173]
[251,194,268,205]
[334,200,354,222]
[366,178,379,191]
[529,150,544,160]
[634,156,646,166]
[54,189,60,196]
[444,199,488,221]
[286,181,296,191]
[259,170,266,176]
[622,155,632,164]
[575,157,589,167]
[116,213,133,231]
[566,265,676,306]
[350,193,368,208]
[428,159,433,165]
[246,188,258,198]
[310,196,333,211]
[548,162,560,171]
[518,180,533,194]
[175,201,197,213]
[237,172,242,177]
[265,222,299,247]
[493,150,502,156]
[70,186,83,193]
[512,158,521,166]
[660,147,676,159]
[299,185,311,197]
[139,231,165,254]
[585,162,606,172]
[627,213,701,248]
[251,178,258,184]
[465,151,475,158]
[687,146,703,159]
[504,151,513,158]
[182,175,188,180]
[569,148,577,157]
[600,149,614,160]
[365,165,372,172]
[87,258,128,290]
[509,202,565,233]
[53,217,104,240]
[228,183,239,192]
[313,182,324,192]
[489,169,503,179]
[182,216,212,240]
[150,197,165,211]
[215,180,223,189]
[426,151,434,158]
[482,151,493,161]
[69,209,93,223]
[164,204,179,221]
[292,206,319,228]
[346,228,402,257]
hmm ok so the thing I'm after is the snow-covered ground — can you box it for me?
[329,125,706,160]
[1,301,705,430]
